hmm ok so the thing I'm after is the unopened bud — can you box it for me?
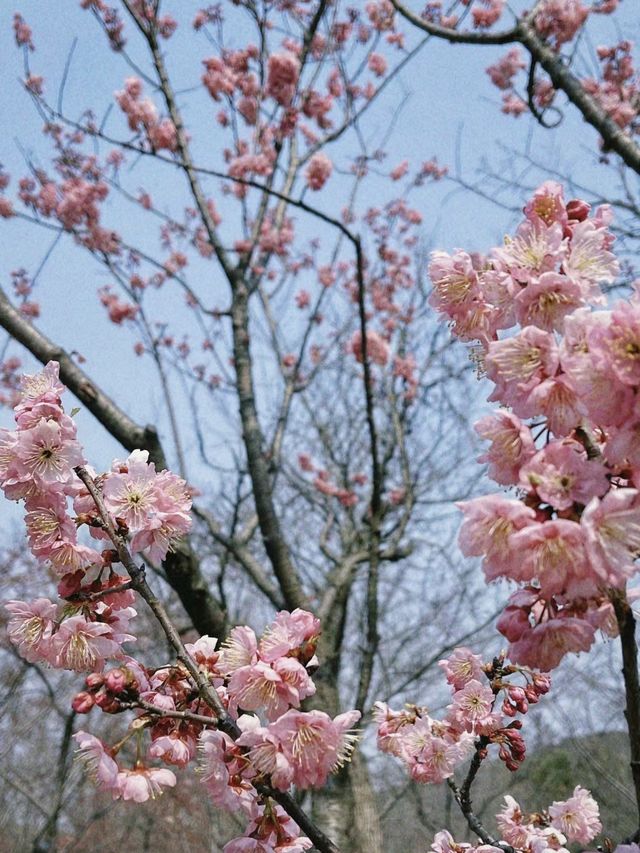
[94,687,115,709]
[532,673,551,694]
[86,672,104,690]
[105,668,128,693]
[502,700,517,717]
[566,198,591,222]
[72,691,95,713]
[524,685,540,703]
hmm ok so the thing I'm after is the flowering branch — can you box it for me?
[0,284,227,639]
[390,0,640,175]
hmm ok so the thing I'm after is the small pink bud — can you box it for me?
[105,668,128,693]
[566,198,590,222]
[72,691,95,713]
[86,673,104,690]
[532,673,551,694]
[524,685,540,703]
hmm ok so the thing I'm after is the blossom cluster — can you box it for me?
[1,362,363,849]
[115,76,178,152]
[430,785,601,853]
[376,648,549,783]
[71,609,358,850]
[2,361,191,671]
[482,1,630,124]
[429,181,639,670]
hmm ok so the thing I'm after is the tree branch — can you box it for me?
[612,589,640,834]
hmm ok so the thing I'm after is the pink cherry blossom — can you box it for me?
[508,520,596,597]
[228,658,315,720]
[268,709,360,788]
[533,0,589,47]
[475,411,535,485]
[221,626,259,673]
[259,609,320,662]
[484,326,559,416]
[508,617,595,671]
[51,615,125,671]
[5,597,57,663]
[492,221,565,284]
[514,272,584,332]
[349,329,390,366]
[548,786,602,843]
[496,795,529,847]
[581,489,640,587]
[448,679,495,731]
[590,301,640,386]
[456,495,536,582]
[524,181,568,228]
[15,420,84,486]
[428,250,480,316]
[518,439,609,510]
[564,218,619,293]
[266,53,300,107]
[304,153,332,191]
[103,449,160,529]
[73,731,120,790]
[116,766,177,801]
[367,52,387,77]
[149,733,197,767]
[438,647,485,690]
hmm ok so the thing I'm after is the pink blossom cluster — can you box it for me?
[2,362,192,671]
[376,649,549,783]
[471,0,505,30]
[0,356,22,408]
[304,152,333,191]
[74,730,177,802]
[429,182,640,670]
[13,12,34,50]
[6,594,135,672]
[266,52,300,107]
[349,328,391,366]
[81,447,192,563]
[18,167,117,252]
[221,803,312,852]
[202,45,260,105]
[583,42,640,135]
[481,1,624,120]
[68,607,359,849]
[533,0,589,48]
[98,285,140,325]
[115,77,178,152]
[497,787,601,847]
[193,7,222,30]
[80,1,126,51]
[429,785,601,853]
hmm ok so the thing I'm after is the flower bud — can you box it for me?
[532,673,551,694]
[524,685,540,703]
[105,668,128,694]
[86,672,104,690]
[94,687,119,711]
[566,198,591,221]
[502,699,517,717]
[72,691,95,713]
